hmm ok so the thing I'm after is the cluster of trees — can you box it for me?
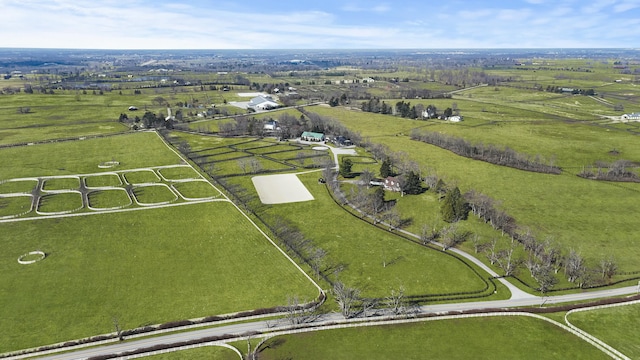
[410,130,561,174]
[328,93,350,107]
[578,159,639,182]
[360,99,453,120]
[464,189,619,291]
[440,187,468,223]
[545,86,596,95]
[118,111,173,130]
[271,219,330,282]
[360,98,392,114]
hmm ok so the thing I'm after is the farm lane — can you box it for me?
[29,285,640,360]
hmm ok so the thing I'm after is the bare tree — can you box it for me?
[333,282,360,318]
[598,256,617,282]
[565,249,586,284]
[496,240,519,276]
[531,262,558,294]
[485,238,499,265]
[308,248,327,280]
[360,168,375,187]
[237,158,249,174]
[112,316,123,341]
[249,157,262,173]
[385,286,406,315]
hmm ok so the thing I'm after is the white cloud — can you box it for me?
[0,0,637,49]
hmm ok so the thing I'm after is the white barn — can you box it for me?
[621,113,640,121]
[248,95,279,111]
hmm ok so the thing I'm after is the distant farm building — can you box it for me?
[248,95,279,111]
[384,176,401,192]
[300,131,325,142]
[264,120,278,131]
[621,113,640,121]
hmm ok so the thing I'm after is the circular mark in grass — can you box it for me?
[98,161,120,169]
[18,251,46,265]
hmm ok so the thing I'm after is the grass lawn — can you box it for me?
[42,177,81,191]
[259,172,490,299]
[257,316,608,360]
[0,179,38,194]
[309,106,640,273]
[157,166,201,181]
[85,173,123,188]
[0,132,184,179]
[37,192,83,213]
[123,169,161,184]
[0,132,318,352]
[173,181,220,200]
[87,189,132,209]
[567,303,640,359]
[0,202,317,352]
[144,345,239,359]
[0,195,32,218]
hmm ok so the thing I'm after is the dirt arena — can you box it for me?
[251,174,314,204]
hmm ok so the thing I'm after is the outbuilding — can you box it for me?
[300,131,325,142]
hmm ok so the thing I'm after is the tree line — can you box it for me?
[578,159,639,182]
[410,130,561,174]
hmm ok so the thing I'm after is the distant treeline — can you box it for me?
[410,130,561,174]
[578,160,640,182]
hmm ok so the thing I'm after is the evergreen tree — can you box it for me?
[440,187,469,222]
[380,159,393,178]
[402,171,423,195]
[340,158,353,178]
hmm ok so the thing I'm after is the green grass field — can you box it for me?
[257,316,608,360]
[567,303,640,358]
[249,171,493,299]
[308,106,640,274]
[145,345,239,359]
[0,133,318,352]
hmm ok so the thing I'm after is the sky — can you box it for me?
[1,0,639,49]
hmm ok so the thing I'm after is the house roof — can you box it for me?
[248,95,278,108]
[301,131,325,140]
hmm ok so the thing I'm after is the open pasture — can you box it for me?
[309,106,640,273]
[259,172,492,299]
[0,133,318,352]
[567,303,640,359]
[257,315,608,360]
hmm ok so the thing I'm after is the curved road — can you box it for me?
[20,284,638,360]
[8,138,639,359]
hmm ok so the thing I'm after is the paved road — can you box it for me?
[26,285,638,360]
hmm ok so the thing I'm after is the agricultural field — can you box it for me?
[0,132,318,352]
[256,316,608,360]
[566,303,640,359]
[1,51,639,359]
[308,105,640,276]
